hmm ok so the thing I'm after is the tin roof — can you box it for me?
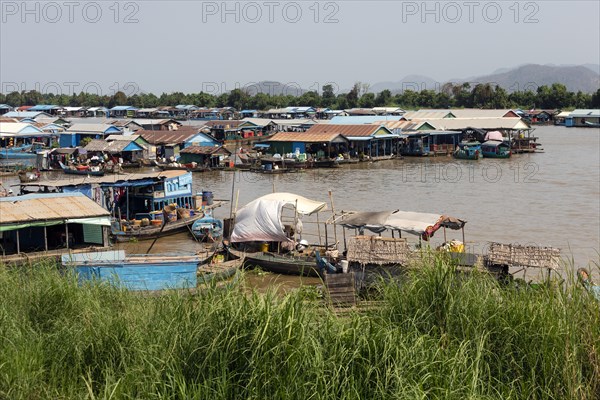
[304,124,392,137]
[22,170,188,188]
[84,139,143,153]
[139,127,201,144]
[180,145,231,155]
[66,124,123,134]
[0,193,109,224]
[267,131,348,143]
[431,118,530,131]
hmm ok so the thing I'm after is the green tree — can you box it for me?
[375,90,392,106]
[322,84,336,108]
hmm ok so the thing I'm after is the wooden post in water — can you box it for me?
[328,190,337,247]
[44,225,48,252]
[443,226,447,243]
[316,213,322,246]
[65,224,69,249]
[16,229,20,254]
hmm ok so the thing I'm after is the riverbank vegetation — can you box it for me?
[1,257,599,399]
[2,82,599,111]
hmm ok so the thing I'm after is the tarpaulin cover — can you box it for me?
[484,131,504,141]
[230,193,327,243]
[231,199,289,243]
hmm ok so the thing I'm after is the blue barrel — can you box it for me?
[202,191,214,205]
[265,163,273,171]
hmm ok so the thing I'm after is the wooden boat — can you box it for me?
[481,141,511,158]
[229,247,321,277]
[197,249,244,284]
[62,250,201,291]
[112,212,205,242]
[59,161,105,176]
[453,142,482,160]
[0,144,37,159]
[191,213,223,242]
[17,168,40,183]
[155,162,211,173]
[313,159,340,168]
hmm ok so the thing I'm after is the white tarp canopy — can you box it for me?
[230,193,327,243]
[258,192,327,215]
[341,210,466,237]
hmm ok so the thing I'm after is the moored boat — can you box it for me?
[453,142,482,160]
[229,192,330,276]
[62,250,201,291]
[191,211,223,242]
[0,144,37,159]
[481,140,511,158]
[59,161,105,176]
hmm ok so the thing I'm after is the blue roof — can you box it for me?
[0,104,13,109]
[110,106,137,111]
[240,110,258,113]
[3,111,49,118]
[29,105,59,111]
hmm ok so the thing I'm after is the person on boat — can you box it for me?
[577,268,600,300]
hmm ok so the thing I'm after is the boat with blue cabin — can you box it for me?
[453,142,482,160]
[481,141,511,158]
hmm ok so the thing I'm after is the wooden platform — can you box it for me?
[324,272,356,307]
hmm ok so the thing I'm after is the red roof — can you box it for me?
[304,124,391,137]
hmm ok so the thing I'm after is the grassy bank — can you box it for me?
[0,257,599,399]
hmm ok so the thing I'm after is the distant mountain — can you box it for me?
[240,81,306,96]
[460,64,600,93]
[369,75,441,94]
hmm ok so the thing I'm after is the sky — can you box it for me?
[1,0,599,96]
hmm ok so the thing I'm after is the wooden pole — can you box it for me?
[328,190,337,247]
[65,223,69,249]
[44,225,48,252]
[316,212,322,246]
[293,200,299,253]
[443,226,447,243]
[16,230,20,254]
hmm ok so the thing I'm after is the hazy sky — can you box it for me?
[1,0,599,96]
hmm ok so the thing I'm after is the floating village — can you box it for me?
[0,104,599,300]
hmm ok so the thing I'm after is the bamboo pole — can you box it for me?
[16,230,20,254]
[44,225,48,252]
[65,224,69,249]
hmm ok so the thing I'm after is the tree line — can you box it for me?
[1,82,599,111]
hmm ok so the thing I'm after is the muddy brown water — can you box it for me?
[2,125,598,285]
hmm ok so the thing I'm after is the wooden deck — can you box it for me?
[1,246,111,266]
[325,272,356,307]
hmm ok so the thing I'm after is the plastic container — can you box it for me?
[151,219,162,226]
[202,191,214,206]
[260,242,269,252]
[339,260,349,273]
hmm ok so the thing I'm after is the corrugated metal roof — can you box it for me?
[180,145,231,155]
[29,105,60,111]
[67,124,122,134]
[84,139,142,153]
[139,127,201,144]
[304,124,392,137]
[0,193,109,224]
[0,122,41,134]
[267,131,348,143]
[432,118,530,130]
[24,170,188,188]
[380,120,437,131]
[418,109,519,118]
[570,109,600,118]
[110,106,137,111]
[2,111,50,118]
[403,111,455,119]
[329,115,404,124]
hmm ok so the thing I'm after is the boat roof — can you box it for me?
[339,210,466,236]
[21,170,188,188]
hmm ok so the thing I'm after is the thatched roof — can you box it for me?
[346,235,412,265]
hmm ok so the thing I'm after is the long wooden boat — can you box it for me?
[453,142,482,160]
[313,159,340,168]
[229,247,321,277]
[112,213,204,242]
[481,140,511,158]
[0,144,37,159]
[62,250,201,291]
[59,161,105,176]
[154,162,212,173]
[191,214,223,242]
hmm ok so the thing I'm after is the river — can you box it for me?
[2,125,598,277]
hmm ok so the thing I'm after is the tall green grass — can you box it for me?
[0,255,598,399]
